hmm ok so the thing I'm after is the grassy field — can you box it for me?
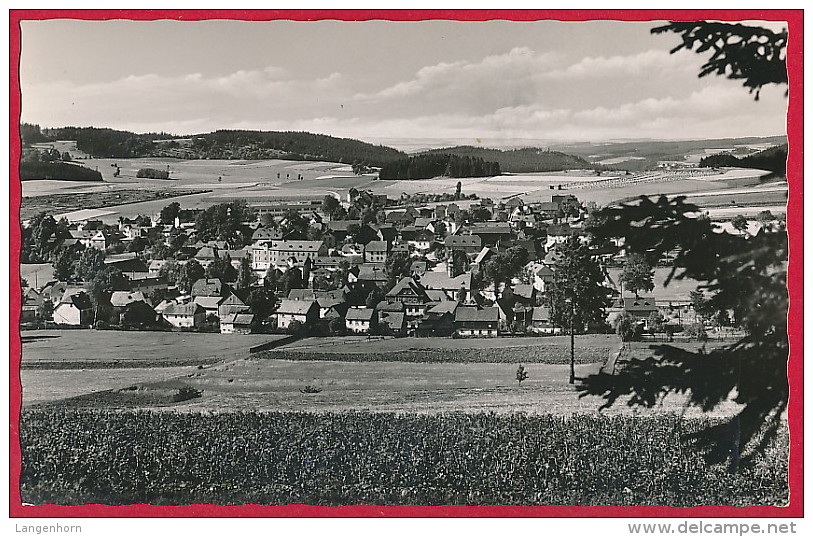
[20,409,788,506]
[22,332,744,418]
[20,329,286,369]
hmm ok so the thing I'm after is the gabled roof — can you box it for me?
[276,298,317,315]
[194,296,225,310]
[191,278,226,297]
[195,246,220,260]
[365,240,388,252]
[512,284,535,300]
[357,265,388,282]
[376,301,405,312]
[386,276,429,300]
[317,294,345,309]
[532,306,552,322]
[380,311,406,329]
[425,289,449,303]
[110,291,146,307]
[162,302,204,316]
[623,296,658,312]
[252,227,284,242]
[427,301,459,315]
[409,260,427,273]
[149,259,168,270]
[288,288,317,301]
[270,240,325,252]
[445,235,481,248]
[57,290,93,310]
[419,271,472,291]
[470,222,512,234]
[326,219,363,232]
[222,313,255,325]
[345,307,375,321]
[473,246,496,265]
[454,306,499,322]
[219,293,246,307]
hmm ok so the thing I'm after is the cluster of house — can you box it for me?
[22,191,698,337]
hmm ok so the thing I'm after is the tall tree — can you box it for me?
[75,247,106,282]
[236,256,255,290]
[205,253,237,282]
[580,195,788,471]
[177,260,205,294]
[51,246,76,281]
[620,252,655,297]
[547,236,611,332]
[731,214,749,235]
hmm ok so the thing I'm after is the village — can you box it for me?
[21,185,712,343]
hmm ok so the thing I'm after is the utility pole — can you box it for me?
[566,297,575,384]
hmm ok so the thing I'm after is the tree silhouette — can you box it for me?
[579,195,788,472]
[652,21,788,99]
[577,20,793,472]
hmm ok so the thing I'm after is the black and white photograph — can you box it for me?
[11,10,799,515]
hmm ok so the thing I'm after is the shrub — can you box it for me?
[172,386,202,402]
[614,313,643,342]
[136,168,170,179]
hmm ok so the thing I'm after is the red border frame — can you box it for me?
[8,9,803,518]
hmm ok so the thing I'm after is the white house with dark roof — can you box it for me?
[364,241,389,263]
[345,307,376,334]
[454,306,500,337]
[220,313,255,334]
[418,271,472,302]
[275,299,319,329]
[53,289,93,326]
[444,234,482,254]
[162,302,206,328]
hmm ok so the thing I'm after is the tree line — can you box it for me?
[379,154,501,180]
[422,146,593,173]
[699,144,788,175]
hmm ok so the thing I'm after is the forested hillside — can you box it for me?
[422,146,592,173]
[21,124,405,166]
[187,130,404,166]
[699,145,788,175]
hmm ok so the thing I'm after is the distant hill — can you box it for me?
[420,146,593,173]
[187,130,404,167]
[550,136,788,172]
[700,144,788,175]
[22,124,405,167]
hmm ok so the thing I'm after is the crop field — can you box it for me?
[18,156,366,222]
[20,188,209,221]
[19,409,788,506]
[20,329,286,369]
[269,336,612,364]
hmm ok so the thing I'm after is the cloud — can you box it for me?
[354,47,559,114]
[546,49,696,80]
[21,46,787,143]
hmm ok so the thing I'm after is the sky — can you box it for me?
[17,17,790,146]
